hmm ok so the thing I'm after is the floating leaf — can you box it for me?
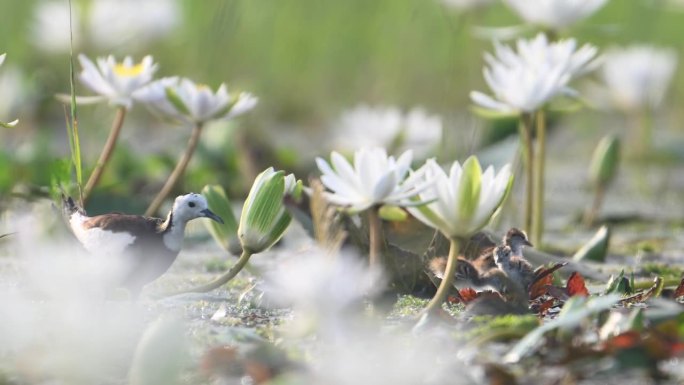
[504,295,620,363]
[572,226,610,262]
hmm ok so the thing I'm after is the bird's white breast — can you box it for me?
[70,212,136,256]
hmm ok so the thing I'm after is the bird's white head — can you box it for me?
[171,193,224,224]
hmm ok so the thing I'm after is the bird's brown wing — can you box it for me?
[82,214,164,237]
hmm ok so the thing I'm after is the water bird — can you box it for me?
[493,244,535,291]
[471,228,533,273]
[63,193,223,296]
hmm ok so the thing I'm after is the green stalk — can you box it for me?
[632,276,680,291]
[518,113,535,234]
[83,106,127,203]
[583,184,605,227]
[367,207,383,269]
[423,237,460,315]
[67,0,83,203]
[145,122,204,216]
[637,108,654,159]
[163,250,253,295]
[532,110,546,247]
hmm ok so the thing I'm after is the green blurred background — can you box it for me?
[0,0,682,212]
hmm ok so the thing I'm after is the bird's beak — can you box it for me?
[524,239,533,247]
[201,209,224,224]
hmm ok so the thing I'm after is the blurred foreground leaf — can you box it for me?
[572,226,610,262]
[129,318,188,385]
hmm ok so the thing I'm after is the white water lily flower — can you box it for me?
[135,77,257,125]
[601,46,678,111]
[470,33,598,114]
[316,148,429,212]
[406,157,512,238]
[78,54,157,108]
[504,0,608,30]
[332,105,442,159]
[88,0,180,49]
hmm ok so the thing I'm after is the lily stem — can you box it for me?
[367,207,383,270]
[518,113,535,234]
[83,106,127,203]
[584,184,605,227]
[423,237,460,315]
[163,249,253,295]
[532,110,546,247]
[145,122,204,216]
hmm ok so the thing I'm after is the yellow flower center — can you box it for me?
[196,83,211,91]
[114,63,145,77]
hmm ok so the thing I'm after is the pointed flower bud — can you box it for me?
[238,168,300,254]
[589,135,620,189]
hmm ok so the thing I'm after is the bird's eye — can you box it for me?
[188,201,196,208]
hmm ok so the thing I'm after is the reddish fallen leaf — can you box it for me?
[673,277,684,298]
[566,272,590,297]
[529,273,553,300]
[605,331,641,350]
[459,287,479,303]
[530,262,568,286]
[535,298,556,316]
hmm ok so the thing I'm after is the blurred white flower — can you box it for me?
[264,248,382,336]
[316,147,429,212]
[600,45,678,111]
[135,77,257,125]
[0,64,30,125]
[31,1,81,53]
[504,0,608,30]
[78,54,158,108]
[332,105,442,159]
[406,157,512,238]
[31,0,181,53]
[470,33,598,114]
[441,0,494,11]
[88,0,180,49]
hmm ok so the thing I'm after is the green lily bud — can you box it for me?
[238,167,298,254]
[589,135,620,189]
[202,184,240,254]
